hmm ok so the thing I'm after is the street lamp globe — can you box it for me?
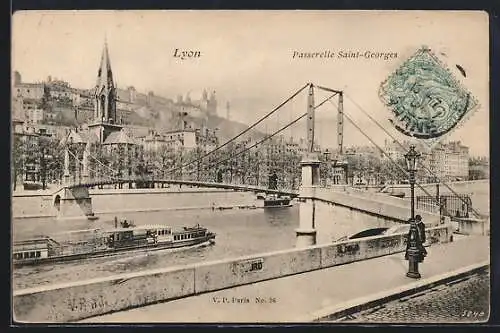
[404,145,420,173]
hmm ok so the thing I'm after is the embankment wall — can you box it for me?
[12,188,258,218]
[13,225,452,323]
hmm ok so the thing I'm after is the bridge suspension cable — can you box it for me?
[336,90,483,218]
[66,149,118,182]
[325,95,481,218]
[178,91,340,177]
[327,99,442,201]
[87,152,120,176]
[164,83,309,176]
[185,113,307,177]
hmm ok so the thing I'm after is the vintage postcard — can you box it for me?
[11,10,490,324]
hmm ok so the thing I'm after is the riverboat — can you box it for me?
[12,220,216,267]
[263,194,292,208]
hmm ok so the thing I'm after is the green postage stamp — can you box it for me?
[379,46,479,145]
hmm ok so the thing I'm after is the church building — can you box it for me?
[87,39,123,144]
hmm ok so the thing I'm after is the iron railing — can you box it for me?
[417,194,473,218]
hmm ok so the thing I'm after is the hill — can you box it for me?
[206,115,266,143]
[41,87,267,143]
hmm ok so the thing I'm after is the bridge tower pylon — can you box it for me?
[82,141,90,184]
[63,147,71,186]
[296,83,320,248]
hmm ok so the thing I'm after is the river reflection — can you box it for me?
[13,206,299,290]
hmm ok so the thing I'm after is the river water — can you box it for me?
[13,206,300,290]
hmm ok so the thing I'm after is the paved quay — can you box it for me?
[337,268,489,323]
[79,235,489,323]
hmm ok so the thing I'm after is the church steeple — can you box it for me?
[88,38,122,144]
[94,39,116,123]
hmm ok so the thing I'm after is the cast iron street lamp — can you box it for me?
[405,145,422,279]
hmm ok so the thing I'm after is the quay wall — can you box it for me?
[90,188,257,214]
[11,194,55,218]
[13,225,452,323]
[12,188,258,219]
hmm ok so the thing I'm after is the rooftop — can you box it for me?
[15,82,45,88]
[62,130,99,145]
[103,130,138,145]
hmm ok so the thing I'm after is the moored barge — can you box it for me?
[13,220,216,267]
[263,194,292,208]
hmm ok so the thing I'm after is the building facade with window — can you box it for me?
[14,82,46,100]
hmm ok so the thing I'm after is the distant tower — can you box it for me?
[127,86,136,103]
[226,101,230,120]
[202,89,208,101]
[13,71,21,86]
[88,39,122,143]
[147,91,154,106]
[209,91,217,115]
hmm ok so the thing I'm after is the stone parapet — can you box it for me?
[14,225,452,323]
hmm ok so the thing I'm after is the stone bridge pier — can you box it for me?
[51,146,95,219]
[52,186,95,220]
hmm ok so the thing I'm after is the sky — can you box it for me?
[12,11,489,156]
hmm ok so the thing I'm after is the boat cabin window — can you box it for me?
[15,250,42,260]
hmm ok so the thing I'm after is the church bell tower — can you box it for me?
[88,39,122,143]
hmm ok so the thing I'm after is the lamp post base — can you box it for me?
[406,271,421,279]
[406,259,421,279]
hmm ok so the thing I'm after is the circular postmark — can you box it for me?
[379,47,478,140]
